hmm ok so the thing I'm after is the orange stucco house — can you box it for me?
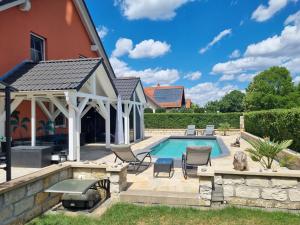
[0,0,146,161]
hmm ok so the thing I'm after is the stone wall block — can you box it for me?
[73,168,93,179]
[289,189,300,201]
[4,186,26,205]
[235,186,260,199]
[27,180,43,196]
[223,185,234,197]
[110,174,120,183]
[214,176,223,185]
[59,169,72,181]
[42,195,61,212]
[246,177,270,187]
[271,178,298,188]
[223,175,245,185]
[0,205,13,222]
[35,192,49,205]
[14,196,34,216]
[261,188,287,201]
[43,174,59,189]
[110,183,121,193]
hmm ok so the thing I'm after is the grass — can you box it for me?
[28,203,300,225]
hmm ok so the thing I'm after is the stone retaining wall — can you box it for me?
[145,129,240,136]
[216,173,300,210]
[198,167,300,210]
[0,165,72,225]
[241,131,300,170]
[0,163,128,225]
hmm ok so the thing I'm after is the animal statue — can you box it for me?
[233,151,248,171]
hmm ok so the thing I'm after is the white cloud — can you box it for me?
[212,56,285,75]
[251,0,295,22]
[212,10,300,80]
[97,26,109,39]
[219,74,235,81]
[112,38,171,59]
[229,49,241,59]
[293,76,300,84]
[199,29,232,54]
[110,57,180,85]
[237,73,256,82]
[129,39,171,59]
[114,0,189,20]
[112,38,133,57]
[185,82,237,106]
[183,71,202,80]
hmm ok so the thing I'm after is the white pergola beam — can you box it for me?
[0,97,24,122]
[49,96,68,118]
[37,100,52,120]
[105,101,110,148]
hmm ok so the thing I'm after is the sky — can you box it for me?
[85,0,300,106]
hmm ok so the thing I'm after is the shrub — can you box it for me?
[219,122,231,136]
[144,108,153,113]
[144,112,241,129]
[246,139,293,169]
[244,108,300,152]
[155,108,166,113]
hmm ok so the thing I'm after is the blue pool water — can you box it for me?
[150,138,222,159]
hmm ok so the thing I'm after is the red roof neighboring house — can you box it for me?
[144,84,190,109]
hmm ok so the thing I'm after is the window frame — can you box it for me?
[30,32,46,62]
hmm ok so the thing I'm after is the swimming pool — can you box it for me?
[150,137,227,159]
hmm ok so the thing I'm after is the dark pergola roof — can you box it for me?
[2,58,102,91]
[113,77,140,100]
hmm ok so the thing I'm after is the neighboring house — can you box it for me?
[144,84,191,112]
[0,0,146,161]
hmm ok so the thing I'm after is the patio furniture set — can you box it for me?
[111,124,214,179]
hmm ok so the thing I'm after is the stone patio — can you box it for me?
[0,133,281,188]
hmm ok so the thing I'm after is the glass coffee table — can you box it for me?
[153,158,174,178]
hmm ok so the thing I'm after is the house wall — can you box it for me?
[0,0,98,139]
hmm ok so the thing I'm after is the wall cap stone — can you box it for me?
[215,170,300,178]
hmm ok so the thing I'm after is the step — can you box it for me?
[120,190,203,206]
[211,185,224,202]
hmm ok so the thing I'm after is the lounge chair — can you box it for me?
[111,144,152,173]
[185,125,198,136]
[182,146,212,179]
[203,125,215,136]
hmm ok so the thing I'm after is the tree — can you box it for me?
[219,90,245,112]
[244,66,299,110]
[204,101,220,113]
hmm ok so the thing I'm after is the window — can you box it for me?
[55,113,66,128]
[30,33,45,62]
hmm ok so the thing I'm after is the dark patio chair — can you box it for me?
[182,146,212,179]
[111,144,152,173]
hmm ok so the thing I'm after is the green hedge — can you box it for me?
[244,108,300,152]
[144,113,242,129]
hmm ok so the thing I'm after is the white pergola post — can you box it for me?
[67,94,77,161]
[124,104,130,144]
[31,97,36,146]
[76,111,81,162]
[141,104,145,139]
[133,94,136,142]
[105,100,110,148]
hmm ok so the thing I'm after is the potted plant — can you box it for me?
[10,110,30,139]
[37,120,55,136]
[246,138,293,169]
[219,122,231,136]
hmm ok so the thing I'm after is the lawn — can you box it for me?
[28,203,300,225]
